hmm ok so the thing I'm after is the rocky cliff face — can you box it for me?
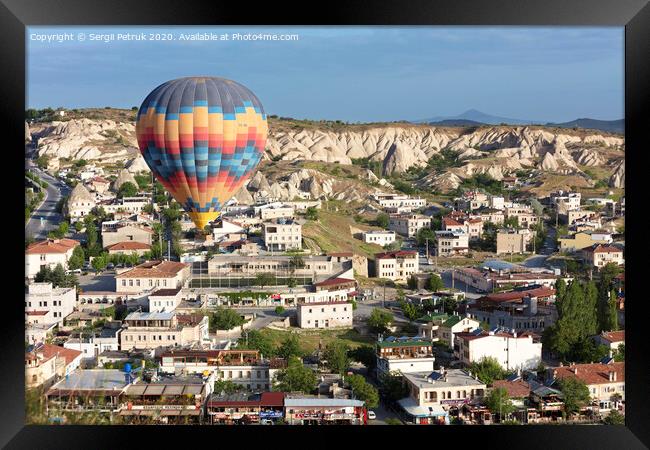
[31,116,624,195]
[609,161,625,188]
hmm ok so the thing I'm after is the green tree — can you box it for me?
[67,245,85,270]
[210,307,245,332]
[407,275,418,290]
[603,409,625,425]
[613,344,625,362]
[469,357,507,386]
[346,374,379,408]
[274,357,317,393]
[484,387,515,421]
[323,341,351,375]
[117,181,138,198]
[274,306,286,315]
[237,330,275,358]
[91,253,108,272]
[503,216,519,228]
[348,345,376,371]
[367,309,393,334]
[277,333,303,359]
[375,213,390,229]
[213,379,244,395]
[400,301,421,322]
[416,227,436,247]
[305,207,319,221]
[557,377,591,418]
[378,371,409,403]
[427,273,444,292]
[34,264,78,288]
[255,272,275,289]
[289,255,305,273]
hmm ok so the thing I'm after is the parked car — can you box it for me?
[367,411,377,420]
[107,263,115,270]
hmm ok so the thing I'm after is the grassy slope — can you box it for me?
[302,207,385,259]
[259,327,374,353]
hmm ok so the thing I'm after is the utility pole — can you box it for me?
[425,238,429,261]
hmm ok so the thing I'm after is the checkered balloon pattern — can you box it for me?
[136,77,267,228]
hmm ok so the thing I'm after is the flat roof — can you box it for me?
[47,369,131,393]
[403,370,486,390]
[284,398,364,408]
[398,397,448,417]
[125,312,174,321]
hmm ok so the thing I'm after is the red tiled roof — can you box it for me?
[26,310,49,316]
[479,287,556,303]
[150,287,182,297]
[600,330,624,343]
[107,241,151,251]
[584,244,622,254]
[116,260,189,279]
[443,217,463,227]
[260,392,285,407]
[26,238,80,255]
[41,344,82,366]
[375,250,417,259]
[314,277,355,287]
[554,362,624,385]
[492,380,531,398]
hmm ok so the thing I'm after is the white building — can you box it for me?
[254,202,295,220]
[375,250,419,281]
[435,231,469,257]
[418,314,480,349]
[363,230,396,247]
[25,238,81,280]
[551,191,581,212]
[388,214,431,238]
[297,301,353,329]
[101,196,151,215]
[65,183,96,223]
[379,195,426,210]
[212,220,247,242]
[25,282,77,326]
[64,328,122,360]
[454,329,542,371]
[376,337,435,376]
[148,287,184,313]
[582,244,624,269]
[263,219,302,251]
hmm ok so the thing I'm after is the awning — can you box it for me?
[398,397,448,418]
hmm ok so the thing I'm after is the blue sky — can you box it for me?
[27,26,624,123]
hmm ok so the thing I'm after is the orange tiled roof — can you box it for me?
[116,260,189,279]
[554,362,624,385]
[600,330,625,343]
[492,380,531,398]
[106,241,151,251]
[41,344,82,366]
[26,238,80,255]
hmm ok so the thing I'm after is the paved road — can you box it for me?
[25,162,70,240]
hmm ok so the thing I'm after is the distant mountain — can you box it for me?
[545,118,624,134]
[416,109,624,134]
[416,109,535,126]
[424,119,485,127]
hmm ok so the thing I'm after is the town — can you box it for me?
[25,131,625,425]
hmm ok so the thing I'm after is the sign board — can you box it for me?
[440,399,469,406]
[129,405,198,410]
[259,411,283,419]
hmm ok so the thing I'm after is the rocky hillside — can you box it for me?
[26,111,624,196]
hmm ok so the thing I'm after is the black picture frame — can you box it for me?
[2,0,648,448]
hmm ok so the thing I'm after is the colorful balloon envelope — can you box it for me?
[136,76,268,229]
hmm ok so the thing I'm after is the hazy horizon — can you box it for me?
[27,26,624,123]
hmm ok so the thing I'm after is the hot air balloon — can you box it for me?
[136,77,268,230]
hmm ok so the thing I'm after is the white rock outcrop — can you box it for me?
[609,161,625,188]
